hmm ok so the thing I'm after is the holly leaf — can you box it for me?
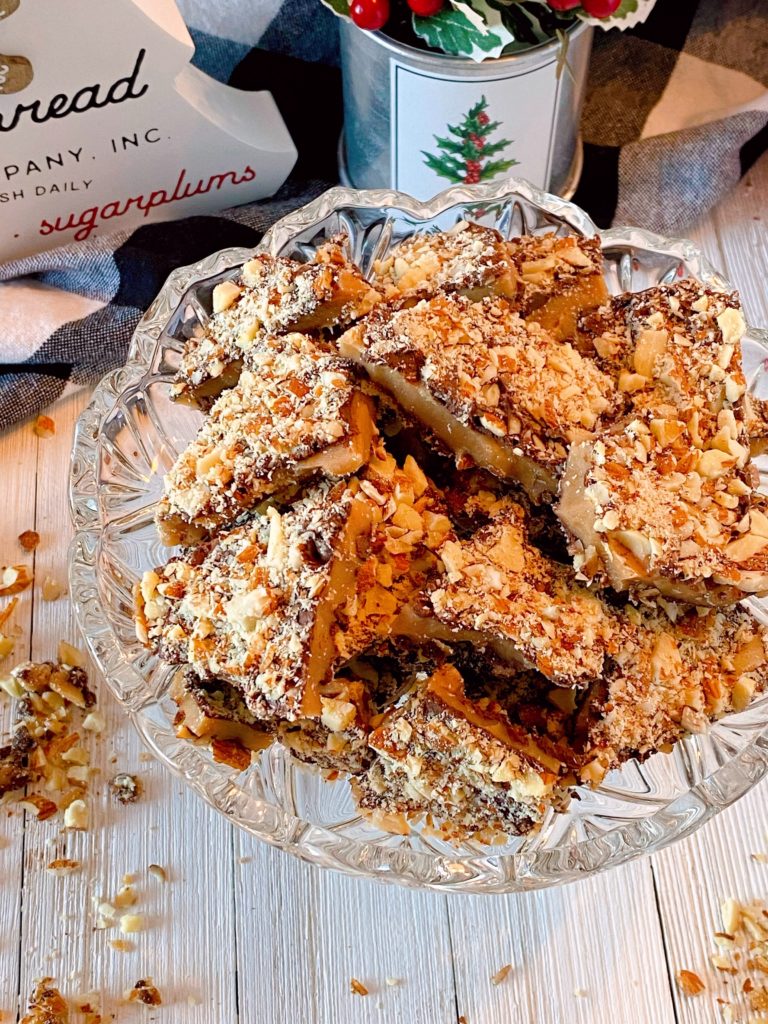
[319,0,349,17]
[412,7,506,60]
[450,0,520,56]
[479,157,519,180]
[422,151,465,183]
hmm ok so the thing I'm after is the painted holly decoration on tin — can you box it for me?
[422,97,518,185]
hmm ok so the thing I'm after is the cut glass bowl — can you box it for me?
[69,178,768,893]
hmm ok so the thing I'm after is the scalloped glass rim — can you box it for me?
[68,177,768,893]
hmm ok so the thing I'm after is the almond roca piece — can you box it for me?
[429,501,618,686]
[173,236,381,407]
[339,292,619,501]
[156,333,376,546]
[352,664,572,842]
[581,601,768,773]
[138,480,378,720]
[371,221,520,301]
[137,452,452,721]
[559,281,768,604]
[371,224,608,345]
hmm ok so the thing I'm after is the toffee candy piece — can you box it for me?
[171,671,273,751]
[156,332,376,546]
[429,501,618,687]
[277,677,373,775]
[560,281,768,605]
[371,221,518,302]
[353,664,571,842]
[138,454,451,720]
[138,480,377,720]
[173,237,380,406]
[340,293,619,502]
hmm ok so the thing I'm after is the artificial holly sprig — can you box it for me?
[342,0,633,33]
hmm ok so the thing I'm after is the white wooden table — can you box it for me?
[1,154,767,1024]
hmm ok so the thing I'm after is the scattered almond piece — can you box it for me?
[20,978,68,1024]
[47,858,80,874]
[82,711,105,733]
[57,640,85,668]
[0,635,15,660]
[41,577,65,602]
[109,773,142,804]
[722,897,742,935]
[95,901,117,929]
[33,414,56,439]
[384,977,401,987]
[677,970,705,996]
[0,597,18,630]
[114,885,137,909]
[350,978,369,996]
[63,798,88,830]
[109,938,135,953]
[127,980,161,1006]
[0,565,32,596]
[148,863,167,883]
[18,531,40,552]
[19,794,58,821]
[491,964,512,986]
[119,913,144,934]
[0,672,24,699]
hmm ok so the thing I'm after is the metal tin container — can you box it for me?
[339,19,593,200]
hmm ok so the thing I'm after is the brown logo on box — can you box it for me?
[0,55,33,95]
[0,0,20,19]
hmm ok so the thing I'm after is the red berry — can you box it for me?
[350,0,390,30]
[581,0,621,15]
[546,0,581,9]
[407,0,444,14]
[477,112,489,126]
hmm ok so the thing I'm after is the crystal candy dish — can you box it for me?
[69,179,768,893]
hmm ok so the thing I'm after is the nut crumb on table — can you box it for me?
[33,414,56,438]
[109,772,142,804]
[0,656,97,824]
[126,979,162,1006]
[491,964,512,985]
[18,529,40,551]
[20,978,69,1024]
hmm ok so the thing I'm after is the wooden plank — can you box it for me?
[0,408,38,1022]
[9,391,239,1021]
[448,860,676,1024]
[233,834,457,1024]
